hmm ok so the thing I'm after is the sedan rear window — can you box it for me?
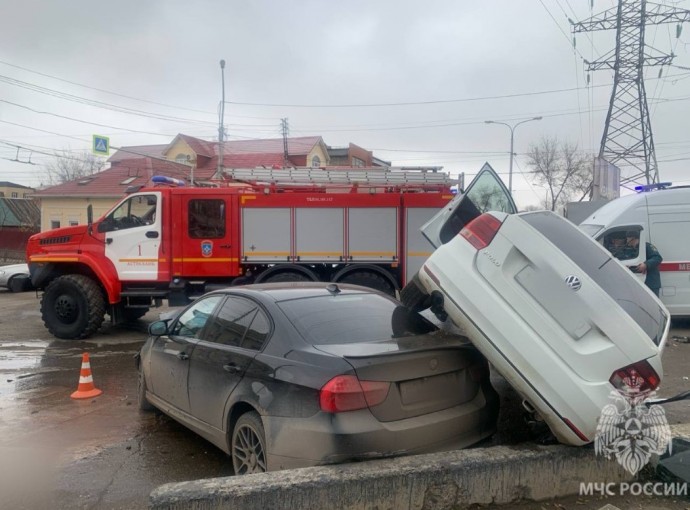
[520,212,667,345]
[277,293,436,344]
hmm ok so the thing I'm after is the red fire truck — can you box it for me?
[26,167,458,339]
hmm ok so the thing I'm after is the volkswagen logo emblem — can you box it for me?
[565,275,582,291]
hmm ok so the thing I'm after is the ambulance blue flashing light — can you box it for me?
[634,182,672,192]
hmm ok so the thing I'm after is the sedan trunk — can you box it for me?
[315,335,486,422]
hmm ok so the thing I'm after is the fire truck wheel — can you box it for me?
[400,274,431,311]
[262,271,312,283]
[338,271,395,296]
[41,275,106,340]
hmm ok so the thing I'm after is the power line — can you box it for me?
[0,59,279,121]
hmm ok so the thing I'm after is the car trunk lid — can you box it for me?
[314,333,486,422]
[472,211,667,382]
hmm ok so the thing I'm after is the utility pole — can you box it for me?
[572,1,690,187]
[281,118,289,168]
[215,59,226,179]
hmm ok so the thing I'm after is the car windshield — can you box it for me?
[277,293,436,344]
[521,212,667,345]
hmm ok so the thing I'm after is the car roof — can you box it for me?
[212,282,389,303]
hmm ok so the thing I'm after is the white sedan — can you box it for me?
[0,263,32,292]
[402,166,669,446]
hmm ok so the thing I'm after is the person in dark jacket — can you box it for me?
[623,231,663,296]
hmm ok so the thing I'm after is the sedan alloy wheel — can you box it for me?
[232,412,267,475]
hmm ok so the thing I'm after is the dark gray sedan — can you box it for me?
[136,283,498,473]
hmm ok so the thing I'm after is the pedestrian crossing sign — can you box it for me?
[93,134,110,156]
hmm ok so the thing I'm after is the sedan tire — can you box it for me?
[232,411,267,475]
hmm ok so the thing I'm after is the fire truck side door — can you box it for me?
[100,192,162,281]
[181,196,235,277]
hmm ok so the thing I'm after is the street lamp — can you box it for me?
[484,116,542,195]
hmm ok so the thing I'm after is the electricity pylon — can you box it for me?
[572,1,690,187]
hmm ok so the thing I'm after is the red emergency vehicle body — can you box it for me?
[26,177,454,339]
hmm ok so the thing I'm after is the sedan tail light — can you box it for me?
[609,360,660,394]
[319,375,390,413]
[460,213,503,250]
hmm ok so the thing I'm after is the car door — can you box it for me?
[148,295,223,413]
[187,295,271,430]
[421,163,517,248]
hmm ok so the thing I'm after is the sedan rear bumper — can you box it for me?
[263,387,499,471]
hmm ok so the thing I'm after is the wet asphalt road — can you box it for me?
[0,290,233,509]
[1,289,689,509]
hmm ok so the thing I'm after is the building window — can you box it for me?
[311,155,321,167]
[11,192,18,198]
[23,193,29,198]
[69,219,79,226]
[352,157,365,167]
[175,154,190,165]
[0,192,4,197]
[51,220,61,229]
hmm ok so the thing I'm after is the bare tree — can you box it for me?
[526,137,592,211]
[44,151,107,184]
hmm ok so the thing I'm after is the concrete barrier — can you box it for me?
[150,425,690,509]
[150,442,633,510]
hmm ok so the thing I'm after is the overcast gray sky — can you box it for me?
[1,0,689,207]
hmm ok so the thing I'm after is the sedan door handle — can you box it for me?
[223,363,239,374]
[177,352,189,361]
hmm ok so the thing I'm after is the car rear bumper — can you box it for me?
[263,387,499,471]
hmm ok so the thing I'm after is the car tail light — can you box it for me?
[609,360,660,394]
[319,375,390,413]
[562,418,590,442]
[460,213,503,250]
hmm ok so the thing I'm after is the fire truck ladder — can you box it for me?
[222,167,459,190]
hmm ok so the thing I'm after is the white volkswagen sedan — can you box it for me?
[402,165,670,446]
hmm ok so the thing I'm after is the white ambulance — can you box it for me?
[579,183,690,318]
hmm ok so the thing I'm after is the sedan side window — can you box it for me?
[203,296,270,350]
[172,295,223,338]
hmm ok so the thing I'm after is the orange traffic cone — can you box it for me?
[70,352,103,399]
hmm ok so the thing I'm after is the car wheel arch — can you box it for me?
[226,401,261,448]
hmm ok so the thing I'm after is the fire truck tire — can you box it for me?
[400,274,431,311]
[262,272,312,283]
[41,275,106,340]
[337,271,395,296]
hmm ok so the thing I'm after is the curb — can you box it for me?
[149,426,690,510]
[149,443,632,510]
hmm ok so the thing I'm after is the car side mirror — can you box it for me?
[148,321,169,337]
